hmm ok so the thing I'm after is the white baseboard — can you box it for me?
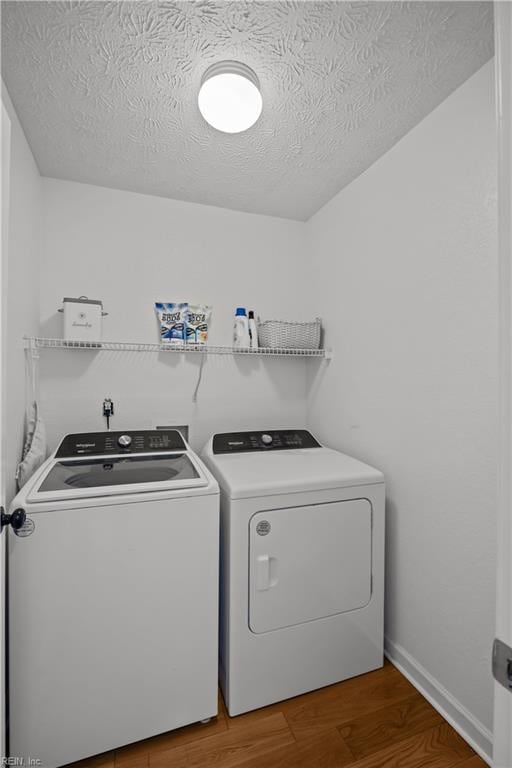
[385,637,493,766]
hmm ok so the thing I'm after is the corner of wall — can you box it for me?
[2,82,43,503]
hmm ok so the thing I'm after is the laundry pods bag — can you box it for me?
[155,302,188,344]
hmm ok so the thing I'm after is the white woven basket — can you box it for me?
[257,318,321,350]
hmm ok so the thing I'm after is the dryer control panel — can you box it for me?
[212,430,320,454]
[55,430,186,457]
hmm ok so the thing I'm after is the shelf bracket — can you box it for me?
[24,336,39,359]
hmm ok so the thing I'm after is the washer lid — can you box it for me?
[205,446,384,499]
[27,451,210,503]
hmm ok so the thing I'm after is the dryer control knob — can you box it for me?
[261,434,273,445]
[118,434,132,448]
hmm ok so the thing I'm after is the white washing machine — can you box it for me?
[8,430,219,768]
[202,429,385,716]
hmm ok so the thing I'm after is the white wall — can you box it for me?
[306,60,497,753]
[40,179,310,452]
[2,84,42,504]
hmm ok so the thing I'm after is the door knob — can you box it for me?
[0,508,26,533]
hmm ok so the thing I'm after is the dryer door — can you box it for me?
[249,499,372,634]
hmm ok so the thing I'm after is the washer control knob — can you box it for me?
[261,434,273,445]
[118,434,132,448]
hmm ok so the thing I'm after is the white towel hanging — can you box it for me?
[16,345,47,489]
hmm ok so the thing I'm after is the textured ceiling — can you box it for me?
[2,1,493,221]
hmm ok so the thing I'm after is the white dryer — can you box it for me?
[9,430,219,768]
[202,429,385,716]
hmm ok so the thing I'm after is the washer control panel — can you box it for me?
[55,430,186,457]
[212,430,320,454]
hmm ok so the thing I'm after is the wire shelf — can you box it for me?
[24,337,328,358]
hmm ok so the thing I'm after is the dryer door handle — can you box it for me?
[255,555,278,591]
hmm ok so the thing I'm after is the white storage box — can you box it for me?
[60,296,106,342]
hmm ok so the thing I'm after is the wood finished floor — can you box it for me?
[67,662,487,768]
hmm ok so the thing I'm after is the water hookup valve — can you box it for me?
[103,398,114,430]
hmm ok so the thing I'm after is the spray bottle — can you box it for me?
[248,310,259,349]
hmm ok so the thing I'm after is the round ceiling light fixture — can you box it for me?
[198,61,262,134]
